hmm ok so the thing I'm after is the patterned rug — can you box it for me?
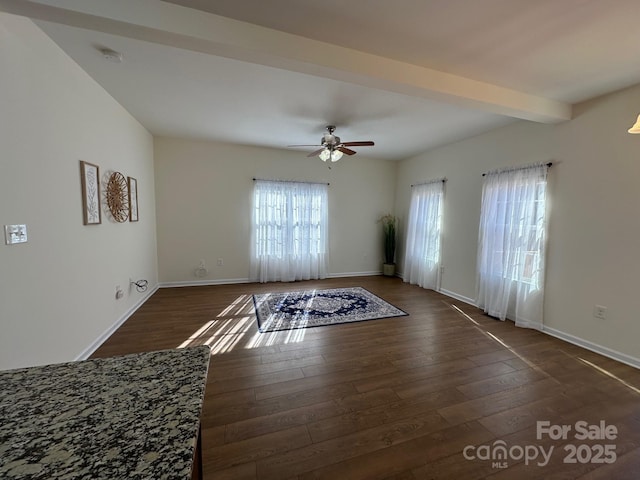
[253,287,408,332]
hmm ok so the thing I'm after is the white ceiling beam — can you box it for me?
[0,0,572,123]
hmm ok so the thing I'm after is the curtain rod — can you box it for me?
[482,162,553,177]
[253,178,330,185]
[411,177,447,187]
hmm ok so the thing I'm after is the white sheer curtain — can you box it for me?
[250,180,328,283]
[403,180,444,290]
[476,163,549,330]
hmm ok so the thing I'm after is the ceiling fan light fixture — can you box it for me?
[293,125,373,162]
[319,149,331,161]
[628,114,640,134]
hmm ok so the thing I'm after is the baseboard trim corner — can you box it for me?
[439,288,476,306]
[75,284,159,361]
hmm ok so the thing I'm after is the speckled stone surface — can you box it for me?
[0,346,210,479]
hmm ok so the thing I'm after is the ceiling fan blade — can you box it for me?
[342,141,374,147]
[288,144,322,147]
[338,146,357,155]
[307,148,326,157]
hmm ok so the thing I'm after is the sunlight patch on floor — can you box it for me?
[447,301,552,375]
[449,304,480,325]
[217,294,252,317]
[478,328,547,374]
[578,357,640,395]
[245,330,279,348]
[244,320,308,349]
[177,320,218,348]
[178,294,307,353]
[450,304,640,391]
[282,323,308,343]
[204,317,253,355]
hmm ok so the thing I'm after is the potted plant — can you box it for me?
[379,214,397,276]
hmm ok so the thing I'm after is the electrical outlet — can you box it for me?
[593,305,607,320]
[115,285,124,300]
[217,258,224,266]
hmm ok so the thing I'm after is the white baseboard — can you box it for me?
[327,271,382,278]
[437,289,639,369]
[395,277,472,302]
[439,288,476,306]
[159,278,251,288]
[160,272,384,287]
[75,284,159,361]
[543,326,640,370]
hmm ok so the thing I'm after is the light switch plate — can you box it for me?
[4,224,28,245]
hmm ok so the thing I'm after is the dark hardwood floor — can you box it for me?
[93,276,640,479]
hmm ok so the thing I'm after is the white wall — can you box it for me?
[395,84,640,364]
[0,13,157,370]
[154,137,396,283]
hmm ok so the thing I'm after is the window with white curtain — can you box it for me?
[476,163,549,330]
[250,180,328,283]
[403,180,444,290]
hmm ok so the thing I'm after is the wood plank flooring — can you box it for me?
[92,276,640,479]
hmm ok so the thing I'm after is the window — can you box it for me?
[403,180,444,290]
[250,180,328,283]
[476,164,549,329]
[486,180,546,286]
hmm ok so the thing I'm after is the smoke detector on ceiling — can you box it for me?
[99,47,123,63]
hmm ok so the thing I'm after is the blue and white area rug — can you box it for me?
[253,287,408,332]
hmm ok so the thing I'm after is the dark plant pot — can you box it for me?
[383,263,396,277]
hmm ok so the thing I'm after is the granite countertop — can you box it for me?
[0,346,210,479]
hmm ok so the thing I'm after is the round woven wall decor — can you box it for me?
[106,171,129,222]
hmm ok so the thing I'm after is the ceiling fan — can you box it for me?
[288,125,375,162]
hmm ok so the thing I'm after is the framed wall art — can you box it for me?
[80,161,101,225]
[128,176,138,222]
[106,171,129,223]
